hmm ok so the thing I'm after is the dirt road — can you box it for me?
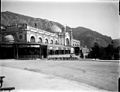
[0,59,119,91]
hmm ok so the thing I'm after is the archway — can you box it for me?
[45,38,48,44]
[30,36,35,43]
[50,40,53,44]
[55,40,58,44]
[66,38,69,46]
[38,37,42,43]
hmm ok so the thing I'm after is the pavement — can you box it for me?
[0,66,109,92]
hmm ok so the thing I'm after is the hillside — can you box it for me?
[72,27,112,48]
[1,11,64,33]
[113,39,120,47]
[1,11,113,48]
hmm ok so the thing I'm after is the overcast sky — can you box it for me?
[1,0,119,39]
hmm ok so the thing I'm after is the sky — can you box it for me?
[1,0,120,39]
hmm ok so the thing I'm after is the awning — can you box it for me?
[0,44,13,47]
[65,47,70,50]
[19,45,40,48]
[58,47,64,50]
[55,47,59,50]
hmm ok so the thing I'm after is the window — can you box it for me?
[45,39,48,44]
[38,37,42,43]
[55,40,58,44]
[66,38,69,46]
[30,36,35,42]
[50,40,53,44]
[19,35,23,39]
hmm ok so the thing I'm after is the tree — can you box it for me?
[106,41,114,60]
[113,46,120,60]
[91,42,100,59]
[80,50,84,58]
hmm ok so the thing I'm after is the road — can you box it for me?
[0,59,119,91]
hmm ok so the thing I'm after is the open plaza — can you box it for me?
[0,59,119,92]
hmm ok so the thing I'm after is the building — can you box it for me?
[81,46,89,59]
[0,23,80,59]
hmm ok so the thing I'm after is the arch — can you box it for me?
[66,38,69,46]
[50,40,53,44]
[30,36,35,42]
[38,37,42,43]
[45,38,48,44]
[19,35,23,40]
[55,40,58,44]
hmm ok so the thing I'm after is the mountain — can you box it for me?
[113,39,120,48]
[1,11,113,48]
[1,11,64,33]
[72,27,112,48]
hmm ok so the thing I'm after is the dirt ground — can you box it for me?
[0,59,119,91]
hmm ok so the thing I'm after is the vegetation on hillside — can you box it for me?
[88,41,120,60]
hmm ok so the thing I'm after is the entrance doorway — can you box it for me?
[41,45,47,58]
[0,44,15,59]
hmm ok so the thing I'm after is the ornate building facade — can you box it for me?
[0,23,80,59]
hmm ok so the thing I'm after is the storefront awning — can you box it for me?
[0,44,13,47]
[19,45,40,48]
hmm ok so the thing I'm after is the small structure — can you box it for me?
[81,46,89,59]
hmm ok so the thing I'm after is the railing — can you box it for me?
[18,55,40,59]
[48,54,80,60]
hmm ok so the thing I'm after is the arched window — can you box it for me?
[45,39,48,44]
[19,35,23,40]
[50,40,53,44]
[66,38,69,46]
[55,40,58,44]
[38,37,42,43]
[30,36,35,42]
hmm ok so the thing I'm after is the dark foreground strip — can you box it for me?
[0,87,15,92]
